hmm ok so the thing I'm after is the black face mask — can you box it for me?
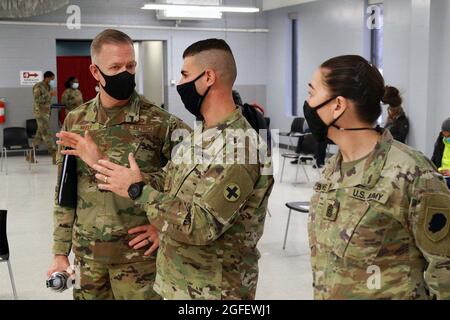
[303,97,381,142]
[303,97,338,142]
[177,71,211,121]
[96,65,136,101]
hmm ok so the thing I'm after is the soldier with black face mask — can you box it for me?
[89,38,274,300]
[48,29,190,300]
[305,55,450,300]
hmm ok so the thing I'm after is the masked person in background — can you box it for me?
[432,118,450,189]
[305,55,450,300]
[30,70,58,164]
[47,29,190,300]
[383,87,409,144]
[61,76,84,113]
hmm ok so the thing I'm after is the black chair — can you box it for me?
[279,117,307,151]
[1,127,36,175]
[0,210,18,299]
[26,119,37,139]
[283,202,309,250]
[280,134,317,183]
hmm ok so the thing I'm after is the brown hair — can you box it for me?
[320,55,402,124]
[91,29,133,61]
[382,86,403,108]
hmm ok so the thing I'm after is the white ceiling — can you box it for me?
[262,0,318,11]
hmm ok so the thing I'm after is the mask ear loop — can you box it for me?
[313,97,337,110]
[193,71,206,83]
[328,98,380,132]
[194,72,212,121]
[325,97,344,128]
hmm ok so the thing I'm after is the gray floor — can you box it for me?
[0,147,317,300]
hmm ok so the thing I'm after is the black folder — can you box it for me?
[57,154,78,208]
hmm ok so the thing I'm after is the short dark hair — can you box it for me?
[183,38,233,58]
[183,38,237,87]
[65,76,76,89]
[320,55,401,124]
[44,71,55,79]
[91,29,133,61]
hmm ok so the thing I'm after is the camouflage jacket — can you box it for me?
[309,130,450,300]
[33,81,52,116]
[53,91,191,264]
[61,88,83,112]
[136,108,274,300]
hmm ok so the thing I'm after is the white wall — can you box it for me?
[0,0,268,137]
[429,0,450,154]
[266,0,450,156]
[384,0,450,156]
[2,0,450,156]
[266,0,367,137]
[383,0,411,103]
[141,41,164,107]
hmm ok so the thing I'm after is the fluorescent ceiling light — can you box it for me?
[142,4,260,13]
[161,8,222,19]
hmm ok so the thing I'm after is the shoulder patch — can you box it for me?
[415,193,450,256]
[202,165,257,224]
[424,207,450,242]
[224,183,241,202]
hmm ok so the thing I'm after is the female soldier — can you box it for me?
[61,76,83,113]
[305,55,450,300]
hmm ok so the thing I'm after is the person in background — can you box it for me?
[61,76,84,113]
[383,86,409,143]
[30,70,57,164]
[291,121,327,169]
[432,117,450,189]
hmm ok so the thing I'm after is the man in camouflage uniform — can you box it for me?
[47,29,190,300]
[31,71,57,163]
[309,129,450,299]
[91,39,274,300]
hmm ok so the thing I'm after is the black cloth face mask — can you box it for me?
[177,71,211,121]
[303,97,338,142]
[303,97,380,142]
[96,65,136,101]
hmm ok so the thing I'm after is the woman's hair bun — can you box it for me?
[382,86,402,107]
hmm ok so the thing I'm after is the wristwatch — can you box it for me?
[128,181,146,200]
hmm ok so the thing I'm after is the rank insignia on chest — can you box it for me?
[224,183,241,202]
[324,199,340,221]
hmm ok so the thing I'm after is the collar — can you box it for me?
[182,108,243,167]
[323,129,394,189]
[192,108,242,147]
[85,91,141,126]
[444,136,450,146]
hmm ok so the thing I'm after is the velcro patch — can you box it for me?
[323,199,340,221]
[203,165,256,225]
[416,193,450,256]
[224,183,241,202]
[314,182,332,193]
[349,187,390,204]
[424,207,450,242]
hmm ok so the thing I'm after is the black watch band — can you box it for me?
[128,181,146,200]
